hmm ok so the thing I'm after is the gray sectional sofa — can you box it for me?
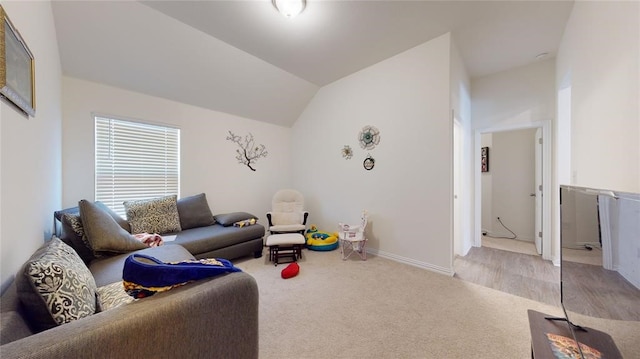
[1,244,259,359]
[0,193,264,358]
[54,193,265,262]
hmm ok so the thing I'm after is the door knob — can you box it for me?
[530,193,536,197]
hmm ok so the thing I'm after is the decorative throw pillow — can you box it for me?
[61,213,98,263]
[96,282,134,312]
[176,193,216,230]
[214,212,259,227]
[16,237,97,332]
[79,200,147,254]
[124,195,182,234]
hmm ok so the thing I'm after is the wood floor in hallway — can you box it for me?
[453,240,561,307]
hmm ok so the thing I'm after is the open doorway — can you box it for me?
[474,120,552,261]
[479,128,540,256]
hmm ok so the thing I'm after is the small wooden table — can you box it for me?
[265,233,305,266]
[527,310,622,359]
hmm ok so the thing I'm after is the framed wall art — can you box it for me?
[0,5,35,117]
[481,146,489,172]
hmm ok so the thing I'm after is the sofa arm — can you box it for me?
[0,272,258,359]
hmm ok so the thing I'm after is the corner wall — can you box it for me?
[556,0,640,193]
[0,1,62,290]
[61,77,292,226]
[291,33,453,274]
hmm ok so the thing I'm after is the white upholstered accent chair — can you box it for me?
[338,210,368,260]
[266,189,309,235]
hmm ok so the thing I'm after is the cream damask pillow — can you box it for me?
[124,195,182,234]
[16,237,97,332]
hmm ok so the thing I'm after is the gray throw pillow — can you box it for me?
[16,237,97,332]
[176,193,216,230]
[124,195,182,234]
[55,202,131,263]
[79,200,146,254]
[214,212,259,227]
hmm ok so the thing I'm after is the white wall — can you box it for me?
[472,59,556,130]
[556,0,640,193]
[0,1,62,290]
[62,77,291,225]
[291,33,453,274]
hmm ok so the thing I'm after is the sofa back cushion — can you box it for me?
[16,237,98,332]
[177,193,216,230]
[124,195,182,234]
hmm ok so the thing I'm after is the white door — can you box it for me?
[534,128,543,255]
[453,120,461,255]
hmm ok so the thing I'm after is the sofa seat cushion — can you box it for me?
[90,244,196,287]
[16,237,98,332]
[171,224,265,256]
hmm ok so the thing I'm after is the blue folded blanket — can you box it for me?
[122,254,242,298]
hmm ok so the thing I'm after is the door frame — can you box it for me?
[473,120,552,261]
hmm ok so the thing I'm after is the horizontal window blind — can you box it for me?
[95,116,180,216]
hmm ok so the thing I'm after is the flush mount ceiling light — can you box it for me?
[272,0,306,18]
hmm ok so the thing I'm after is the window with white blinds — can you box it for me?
[95,116,180,216]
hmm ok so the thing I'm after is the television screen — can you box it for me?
[560,185,640,323]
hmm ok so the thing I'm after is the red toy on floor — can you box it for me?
[281,262,299,279]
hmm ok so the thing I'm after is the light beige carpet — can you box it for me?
[234,249,639,358]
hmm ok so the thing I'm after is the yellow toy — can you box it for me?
[305,225,339,251]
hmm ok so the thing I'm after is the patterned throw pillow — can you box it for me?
[124,195,182,234]
[61,213,98,262]
[97,282,134,311]
[16,237,97,332]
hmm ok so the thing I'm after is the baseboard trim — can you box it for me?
[368,248,454,277]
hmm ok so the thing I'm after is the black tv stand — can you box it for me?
[544,316,588,332]
[528,310,622,359]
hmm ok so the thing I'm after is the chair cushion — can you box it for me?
[266,233,306,246]
[124,195,182,234]
[177,193,215,230]
[80,200,147,254]
[269,224,306,233]
[271,212,302,225]
[16,237,98,332]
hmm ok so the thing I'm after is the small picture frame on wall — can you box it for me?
[0,5,36,117]
[481,147,489,172]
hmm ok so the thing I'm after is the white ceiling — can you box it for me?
[51,0,574,127]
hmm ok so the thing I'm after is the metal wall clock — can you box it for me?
[363,155,375,170]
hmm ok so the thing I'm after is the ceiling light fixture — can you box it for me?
[272,0,306,18]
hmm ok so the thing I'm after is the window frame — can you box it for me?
[94,114,180,216]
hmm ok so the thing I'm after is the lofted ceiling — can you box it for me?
[51,0,574,127]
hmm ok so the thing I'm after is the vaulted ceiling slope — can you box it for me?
[52,1,574,127]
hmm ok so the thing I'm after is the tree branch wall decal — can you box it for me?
[226,131,268,171]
